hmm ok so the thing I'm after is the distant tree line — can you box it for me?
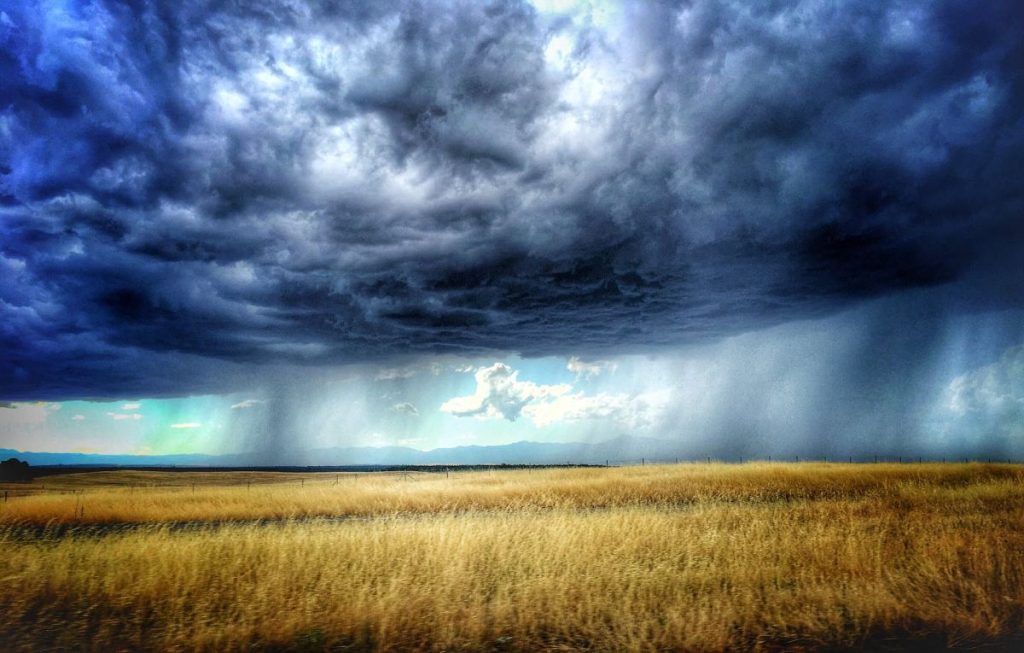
[0,457,32,482]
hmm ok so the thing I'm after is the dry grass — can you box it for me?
[0,469,368,496]
[1,464,1022,652]
[1,463,1020,526]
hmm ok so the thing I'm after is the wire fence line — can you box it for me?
[1,457,1020,504]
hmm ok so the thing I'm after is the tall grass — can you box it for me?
[2,463,1020,526]
[1,464,1022,651]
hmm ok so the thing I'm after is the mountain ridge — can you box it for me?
[0,436,676,467]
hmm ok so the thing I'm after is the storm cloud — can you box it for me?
[2,0,1023,400]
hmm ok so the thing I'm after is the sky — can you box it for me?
[1,0,1023,459]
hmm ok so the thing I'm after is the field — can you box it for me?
[1,463,1023,652]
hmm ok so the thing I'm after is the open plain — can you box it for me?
[1,463,1023,652]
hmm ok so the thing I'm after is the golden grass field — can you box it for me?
[1,463,1023,652]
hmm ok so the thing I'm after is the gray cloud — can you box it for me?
[391,402,420,416]
[944,344,1024,441]
[1,1,1022,400]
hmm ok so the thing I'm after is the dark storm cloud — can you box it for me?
[1,0,1022,399]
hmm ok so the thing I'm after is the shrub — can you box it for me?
[0,458,32,482]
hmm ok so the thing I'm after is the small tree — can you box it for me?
[0,457,32,482]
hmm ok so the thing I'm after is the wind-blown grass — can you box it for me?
[1,463,1020,525]
[1,464,1022,652]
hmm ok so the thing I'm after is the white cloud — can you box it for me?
[170,422,202,429]
[567,356,616,378]
[441,362,572,421]
[524,389,671,430]
[107,412,143,421]
[121,402,141,411]
[441,362,668,430]
[230,399,264,409]
[392,402,419,416]
[944,344,1024,436]
[72,414,86,421]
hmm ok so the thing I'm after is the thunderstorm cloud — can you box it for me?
[0,0,1022,408]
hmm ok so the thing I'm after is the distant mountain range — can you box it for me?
[0,436,683,467]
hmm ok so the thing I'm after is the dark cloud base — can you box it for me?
[1,0,1023,399]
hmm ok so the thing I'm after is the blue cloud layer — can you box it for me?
[1,0,1023,399]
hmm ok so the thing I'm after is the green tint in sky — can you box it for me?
[2,307,1024,459]
[0,395,231,455]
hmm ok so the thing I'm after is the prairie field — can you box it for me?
[1,463,1023,652]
